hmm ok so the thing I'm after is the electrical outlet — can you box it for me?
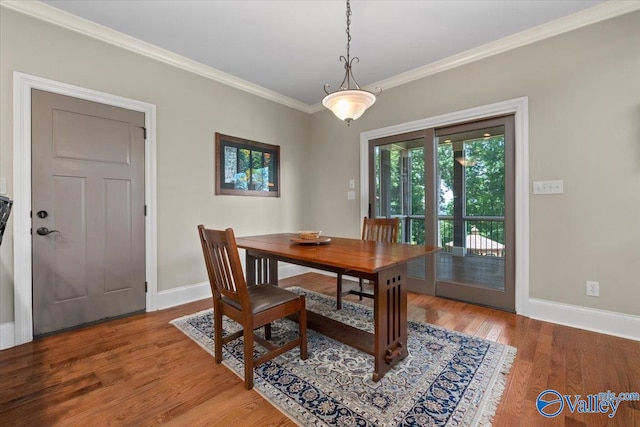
[586,281,599,297]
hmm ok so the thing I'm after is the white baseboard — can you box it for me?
[156,264,314,310]
[0,322,15,350]
[528,298,640,341]
[6,275,636,351]
[278,264,311,280]
[156,281,212,310]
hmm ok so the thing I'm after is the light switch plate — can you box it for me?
[347,191,355,200]
[533,180,563,195]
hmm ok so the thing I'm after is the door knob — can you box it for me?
[36,227,60,236]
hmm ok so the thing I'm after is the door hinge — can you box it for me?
[145,281,148,292]
[144,205,147,216]
[142,127,147,140]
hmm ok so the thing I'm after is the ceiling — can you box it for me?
[37,0,607,108]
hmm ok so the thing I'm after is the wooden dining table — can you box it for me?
[236,233,440,382]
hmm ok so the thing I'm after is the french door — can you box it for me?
[435,116,515,311]
[369,116,515,311]
[369,129,437,294]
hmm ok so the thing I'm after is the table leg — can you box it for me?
[372,263,408,382]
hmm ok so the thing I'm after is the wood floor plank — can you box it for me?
[162,383,291,427]
[492,358,532,427]
[1,272,639,426]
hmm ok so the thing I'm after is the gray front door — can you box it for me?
[32,89,146,335]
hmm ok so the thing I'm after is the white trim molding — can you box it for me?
[360,97,530,315]
[157,282,211,311]
[1,0,636,115]
[0,0,311,114]
[529,298,640,342]
[309,1,640,112]
[12,72,158,347]
[0,322,15,350]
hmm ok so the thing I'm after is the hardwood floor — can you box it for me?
[1,272,639,426]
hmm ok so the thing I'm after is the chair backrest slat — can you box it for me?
[212,244,235,293]
[362,217,400,243]
[198,225,250,309]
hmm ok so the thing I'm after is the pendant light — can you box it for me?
[322,0,380,125]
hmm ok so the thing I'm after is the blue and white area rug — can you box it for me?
[171,287,516,426]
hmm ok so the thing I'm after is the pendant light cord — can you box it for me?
[345,0,352,64]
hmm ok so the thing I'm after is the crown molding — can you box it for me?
[2,0,637,115]
[309,0,640,113]
[0,0,313,114]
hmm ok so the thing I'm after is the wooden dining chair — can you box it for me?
[197,225,307,390]
[336,217,401,309]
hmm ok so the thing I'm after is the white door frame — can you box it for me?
[359,97,530,315]
[12,72,158,345]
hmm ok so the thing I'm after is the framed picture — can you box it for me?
[215,133,280,197]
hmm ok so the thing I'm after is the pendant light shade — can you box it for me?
[322,89,376,123]
[323,0,380,125]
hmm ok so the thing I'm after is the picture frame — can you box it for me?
[215,133,280,197]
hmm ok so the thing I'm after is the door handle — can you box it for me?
[36,227,60,236]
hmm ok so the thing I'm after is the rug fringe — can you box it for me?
[474,346,517,426]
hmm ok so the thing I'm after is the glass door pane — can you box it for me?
[370,131,436,291]
[437,129,506,290]
[373,141,425,244]
[435,116,515,312]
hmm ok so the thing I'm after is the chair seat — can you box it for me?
[222,284,299,314]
